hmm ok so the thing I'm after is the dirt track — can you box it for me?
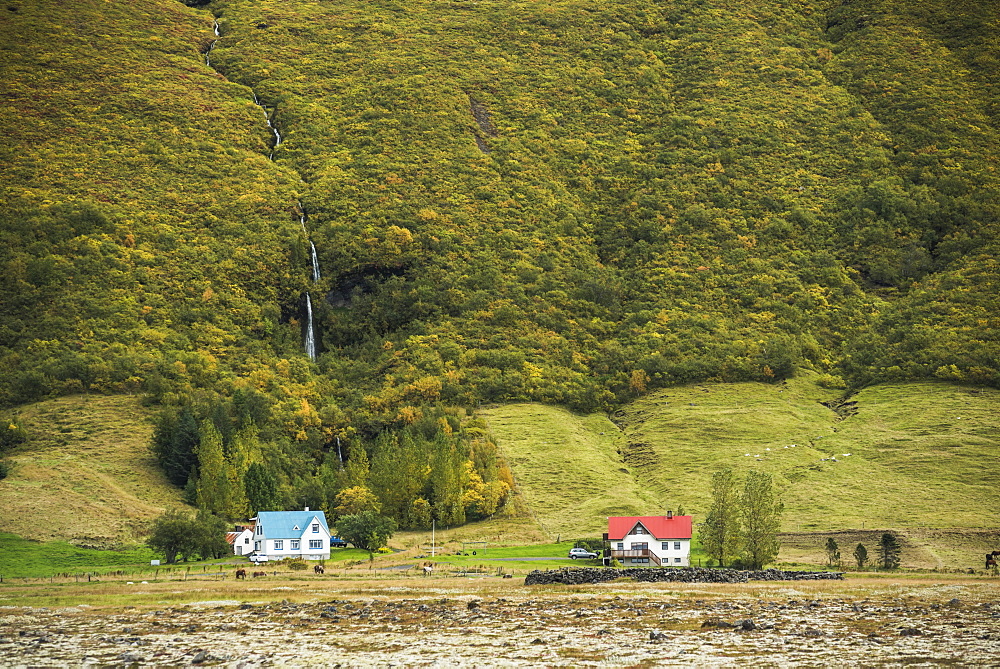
[2,577,999,666]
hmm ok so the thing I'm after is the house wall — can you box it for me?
[613,531,690,566]
[254,516,331,560]
[232,529,253,556]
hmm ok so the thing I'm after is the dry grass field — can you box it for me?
[0,395,184,546]
[1,572,998,666]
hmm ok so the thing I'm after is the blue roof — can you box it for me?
[255,510,329,539]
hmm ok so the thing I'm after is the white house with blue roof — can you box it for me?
[251,508,331,561]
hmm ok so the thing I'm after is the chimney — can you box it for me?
[304,506,310,512]
[667,510,673,519]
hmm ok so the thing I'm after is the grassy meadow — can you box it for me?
[0,395,184,545]
[478,404,661,537]
[483,374,1000,569]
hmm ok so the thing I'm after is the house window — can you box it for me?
[631,542,648,551]
[674,557,682,563]
[309,540,323,549]
[244,537,250,544]
[632,558,649,564]
[617,543,624,550]
[312,523,320,533]
[274,540,283,550]
[291,540,300,550]
[674,541,681,550]
[633,526,645,535]
[662,542,670,551]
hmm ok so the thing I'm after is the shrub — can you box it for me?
[286,558,308,570]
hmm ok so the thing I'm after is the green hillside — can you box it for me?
[485,375,1000,536]
[1,0,998,539]
[0,396,184,545]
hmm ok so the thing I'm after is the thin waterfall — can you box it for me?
[310,242,321,282]
[304,293,316,361]
[252,95,280,159]
[336,436,343,466]
[203,17,318,362]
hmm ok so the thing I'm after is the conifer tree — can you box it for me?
[853,543,869,569]
[825,537,841,568]
[244,462,280,514]
[876,532,901,569]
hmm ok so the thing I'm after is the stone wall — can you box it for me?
[524,567,843,585]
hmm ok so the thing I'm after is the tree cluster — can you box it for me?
[146,510,231,564]
[700,468,783,569]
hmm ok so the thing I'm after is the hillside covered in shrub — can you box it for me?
[1,0,997,529]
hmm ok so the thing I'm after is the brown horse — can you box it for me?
[235,568,247,580]
[313,565,325,574]
[252,571,267,578]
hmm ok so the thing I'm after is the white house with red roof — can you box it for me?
[606,512,693,566]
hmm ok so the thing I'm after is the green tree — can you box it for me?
[825,537,841,568]
[192,511,231,560]
[334,485,381,517]
[429,435,467,526]
[335,511,397,553]
[195,421,231,516]
[853,543,869,569]
[740,470,783,570]
[244,462,280,514]
[225,423,260,518]
[147,510,198,564]
[876,532,901,569]
[153,408,199,487]
[700,468,741,567]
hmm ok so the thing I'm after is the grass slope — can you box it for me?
[0,395,186,546]
[480,404,660,537]
[484,376,1000,544]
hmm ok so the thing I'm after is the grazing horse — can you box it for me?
[235,568,247,580]
[422,564,433,576]
[252,571,267,578]
[314,565,325,574]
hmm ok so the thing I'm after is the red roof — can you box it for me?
[607,515,692,541]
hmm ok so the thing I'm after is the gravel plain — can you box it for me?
[2,577,999,666]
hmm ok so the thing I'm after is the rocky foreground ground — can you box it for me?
[3,579,1000,667]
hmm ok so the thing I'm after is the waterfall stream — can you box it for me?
[304,293,317,361]
[206,14,318,361]
[310,242,321,283]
